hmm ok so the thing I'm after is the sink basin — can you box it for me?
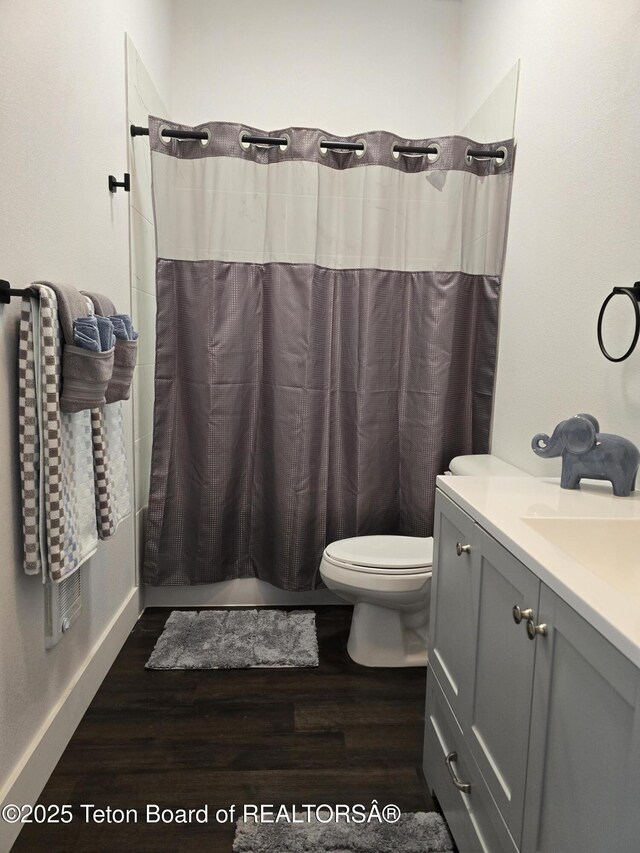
[522,518,640,596]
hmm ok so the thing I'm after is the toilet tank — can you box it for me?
[448,453,528,477]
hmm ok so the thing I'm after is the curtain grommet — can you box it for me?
[426,142,441,164]
[277,133,291,153]
[354,138,367,159]
[494,145,508,167]
[199,128,211,148]
[158,123,173,146]
[239,130,252,150]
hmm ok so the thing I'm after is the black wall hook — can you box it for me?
[108,173,130,193]
[597,282,640,362]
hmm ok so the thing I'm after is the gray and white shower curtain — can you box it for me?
[144,117,514,589]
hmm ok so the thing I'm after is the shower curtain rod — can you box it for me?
[130,125,503,158]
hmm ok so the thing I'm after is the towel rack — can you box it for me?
[0,280,31,304]
[597,282,640,362]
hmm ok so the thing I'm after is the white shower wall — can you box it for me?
[168,0,462,136]
[126,36,170,577]
[454,0,640,473]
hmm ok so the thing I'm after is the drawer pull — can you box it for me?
[513,605,534,624]
[445,751,471,794]
[526,619,548,639]
[456,542,471,556]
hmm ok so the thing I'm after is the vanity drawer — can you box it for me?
[424,669,518,853]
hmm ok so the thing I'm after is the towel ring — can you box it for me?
[597,283,640,362]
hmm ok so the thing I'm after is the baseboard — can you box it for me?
[144,578,342,607]
[0,587,141,852]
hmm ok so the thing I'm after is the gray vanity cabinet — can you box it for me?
[426,488,640,853]
[521,585,640,853]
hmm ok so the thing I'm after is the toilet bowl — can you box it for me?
[319,453,528,668]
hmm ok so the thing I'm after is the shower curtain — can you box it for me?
[144,117,514,589]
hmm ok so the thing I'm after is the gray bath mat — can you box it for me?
[145,609,319,670]
[233,811,454,852]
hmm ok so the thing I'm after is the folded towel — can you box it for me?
[96,315,116,351]
[60,344,115,411]
[105,339,138,403]
[18,285,98,580]
[73,316,102,352]
[81,291,139,404]
[78,293,132,536]
[110,313,139,341]
[41,281,115,412]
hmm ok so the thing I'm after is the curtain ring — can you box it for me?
[597,287,640,362]
[494,145,508,167]
[158,123,173,146]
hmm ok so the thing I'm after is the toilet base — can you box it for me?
[347,601,428,668]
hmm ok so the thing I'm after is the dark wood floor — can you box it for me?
[14,606,436,852]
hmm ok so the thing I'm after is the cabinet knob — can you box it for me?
[444,751,471,794]
[526,619,548,639]
[456,542,471,556]
[512,605,534,624]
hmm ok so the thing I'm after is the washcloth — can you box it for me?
[110,313,139,341]
[81,291,139,404]
[73,316,102,352]
[96,315,116,351]
[18,285,98,580]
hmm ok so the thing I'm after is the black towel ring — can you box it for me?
[597,283,640,362]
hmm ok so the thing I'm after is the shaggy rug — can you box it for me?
[145,609,319,669]
[233,812,454,852]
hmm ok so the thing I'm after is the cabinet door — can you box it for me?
[464,526,540,846]
[429,490,478,722]
[522,585,640,853]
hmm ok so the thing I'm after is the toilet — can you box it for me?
[319,454,527,667]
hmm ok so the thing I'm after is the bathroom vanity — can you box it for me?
[424,476,640,853]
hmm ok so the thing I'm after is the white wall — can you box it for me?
[170,0,461,137]
[455,0,640,473]
[0,1,173,843]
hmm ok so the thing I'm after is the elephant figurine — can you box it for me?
[531,413,639,497]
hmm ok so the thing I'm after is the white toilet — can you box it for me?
[319,454,527,667]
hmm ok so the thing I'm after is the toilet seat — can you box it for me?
[324,535,433,575]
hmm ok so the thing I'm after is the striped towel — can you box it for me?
[18,285,132,580]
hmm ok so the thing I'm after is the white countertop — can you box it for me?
[436,475,640,666]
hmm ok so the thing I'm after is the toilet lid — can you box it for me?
[324,535,433,572]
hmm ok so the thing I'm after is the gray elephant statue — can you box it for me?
[531,413,639,497]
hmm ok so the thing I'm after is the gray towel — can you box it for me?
[81,290,116,318]
[81,291,139,403]
[44,281,92,344]
[42,281,116,411]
